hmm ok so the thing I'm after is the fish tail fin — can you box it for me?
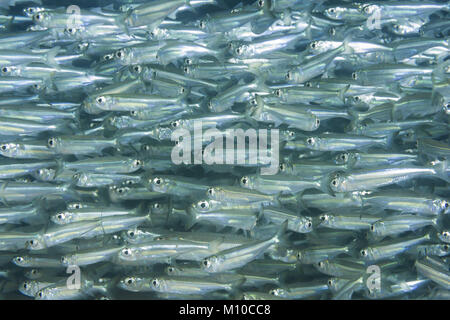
[338,84,350,102]
[46,46,60,67]
[319,175,333,196]
[184,210,197,230]
[342,35,354,55]
[273,220,289,245]
[430,160,450,183]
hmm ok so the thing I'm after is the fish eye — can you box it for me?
[207,187,215,196]
[364,6,371,13]
[442,231,450,237]
[153,203,160,209]
[38,291,43,298]
[329,27,336,36]
[122,248,131,256]
[57,213,64,220]
[1,67,9,73]
[318,261,324,268]
[275,89,281,97]
[444,245,449,251]
[352,72,358,80]
[116,50,125,59]
[133,65,141,73]
[96,96,105,104]
[370,225,375,231]
[340,153,348,161]
[126,278,134,285]
[171,120,180,128]
[183,66,189,74]
[288,131,295,137]
[23,282,29,289]
[133,159,141,167]
[443,201,449,208]
[74,203,81,209]
[310,41,317,49]
[306,221,312,228]
[320,215,326,221]
[47,138,55,148]
[31,269,38,275]
[305,81,312,87]
[199,21,205,29]
[34,13,43,21]
[0,144,7,151]
[199,201,209,209]
[329,8,335,14]
[331,179,338,186]
[360,249,368,257]
[203,259,209,267]
[235,47,241,55]
[168,267,174,273]
[279,163,285,171]
[269,289,276,295]
[16,256,24,263]
[66,27,76,34]
[354,96,360,102]
[130,110,137,116]
[306,137,314,145]
[315,118,320,126]
[328,279,333,286]
[185,58,192,65]
[250,98,257,105]
[241,176,249,185]
[152,279,158,286]
[393,24,400,31]
[258,0,264,7]
[285,71,291,80]
[127,230,135,237]
[153,177,162,185]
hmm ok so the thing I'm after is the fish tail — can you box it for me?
[430,160,450,183]
[273,220,288,245]
[46,46,60,68]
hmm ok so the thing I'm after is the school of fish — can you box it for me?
[0,0,449,300]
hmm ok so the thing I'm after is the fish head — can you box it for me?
[47,136,62,151]
[165,266,181,276]
[323,6,348,20]
[329,171,348,194]
[309,40,335,55]
[26,235,46,251]
[73,172,90,187]
[319,213,333,227]
[239,175,255,190]
[0,142,20,157]
[359,4,379,17]
[33,168,57,182]
[149,176,170,193]
[25,269,42,280]
[280,129,298,142]
[150,201,167,215]
[206,187,224,201]
[304,135,320,150]
[437,230,450,243]
[114,47,133,66]
[148,27,168,40]
[19,280,39,297]
[92,94,113,111]
[1,65,18,76]
[23,6,45,17]
[51,210,74,225]
[298,217,313,233]
[269,288,286,297]
[434,199,450,215]
[359,247,375,261]
[334,152,351,165]
[150,277,166,292]
[109,186,132,201]
[202,255,221,272]
[118,276,146,292]
[12,256,29,267]
[191,199,213,214]
[35,287,57,300]
[32,11,51,28]
[64,25,82,38]
[118,247,139,262]
[369,221,384,238]
[60,254,75,266]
